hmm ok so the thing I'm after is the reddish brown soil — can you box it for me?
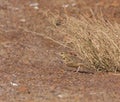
[0,0,120,102]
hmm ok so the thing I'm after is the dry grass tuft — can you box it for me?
[68,17,119,72]
[47,13,120,72]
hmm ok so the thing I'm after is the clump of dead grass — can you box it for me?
[67,17,119,72]
[48,13,120,72]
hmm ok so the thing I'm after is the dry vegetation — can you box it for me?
[43,11,120,73]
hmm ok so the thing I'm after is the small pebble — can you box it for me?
[20,19,26,23]
[10,82,18,86]
[62,4,69,8]
[29,3,39,7]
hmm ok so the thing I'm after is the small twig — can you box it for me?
[18,26,73,50]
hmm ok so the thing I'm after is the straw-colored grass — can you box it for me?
[47,12,120,72]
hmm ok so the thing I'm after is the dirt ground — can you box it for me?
[0,0,120,102]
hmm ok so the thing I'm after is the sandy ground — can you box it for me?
[0,0,120,102]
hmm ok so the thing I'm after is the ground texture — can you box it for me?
[0,0,120,102]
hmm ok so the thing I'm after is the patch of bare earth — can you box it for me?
[0,0,120,102]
